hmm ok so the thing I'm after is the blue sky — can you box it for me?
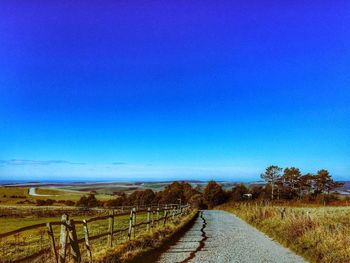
[0,1,349,181]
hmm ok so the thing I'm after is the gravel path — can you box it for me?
[157,210,307,263]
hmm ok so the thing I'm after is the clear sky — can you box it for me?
[0,1,349,182]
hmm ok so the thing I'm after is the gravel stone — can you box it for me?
[157,210,307,263]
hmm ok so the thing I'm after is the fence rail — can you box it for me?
[0,204,192,263]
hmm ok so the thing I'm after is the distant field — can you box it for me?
[54,181,241,194]
[56,182,176,194]
[0,186,113,206]
[0,181,260,198]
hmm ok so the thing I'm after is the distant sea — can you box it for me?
[0,179,104,185]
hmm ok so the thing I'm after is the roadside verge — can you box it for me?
[94,210,198,263]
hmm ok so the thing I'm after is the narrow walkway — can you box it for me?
[157,210,306,263]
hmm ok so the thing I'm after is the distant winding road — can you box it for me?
[28,187,55,197]
[158,210,306,263]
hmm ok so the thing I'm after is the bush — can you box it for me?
[76,194,99,207]
[230,184,248,201]
[10,195,26,198]
[35,199,55,206]
[103,197,125,207]
[57,200,75,206]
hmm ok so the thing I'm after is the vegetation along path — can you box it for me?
[157,210,306,263]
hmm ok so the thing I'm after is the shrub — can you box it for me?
[76,194,99,207]
[35,199,55,206]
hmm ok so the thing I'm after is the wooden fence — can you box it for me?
[0,204,191,263]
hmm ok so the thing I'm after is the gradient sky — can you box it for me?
[0,1,349,182]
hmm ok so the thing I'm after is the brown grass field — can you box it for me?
[217,202,350,263]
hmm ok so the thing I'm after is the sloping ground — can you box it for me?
[158,210,306,263]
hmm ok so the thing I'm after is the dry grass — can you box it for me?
[94,210,198,263]
[0,208,195,263]
[217,202,350,263]
[0,211,149,262]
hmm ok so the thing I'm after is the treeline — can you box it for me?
[75,181,222,209]
[221,166,344,206]
[77,182,204,208]
[260,166,343,200]
[204,166,344,206]
[74,166,344,209]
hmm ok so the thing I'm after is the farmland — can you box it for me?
[0,180,240,196]
[0,186,113,206]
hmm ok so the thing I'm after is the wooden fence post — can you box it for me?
[128,209,133,240]
[59,214,69,263]
[280,208,286,220]
[67,219,81,263]
[307,211,311,219]
[83,220,92,263]
[163,209,168,226]
[107,210,114,247]
[147,207,151,232]
[132,208,137,239]
[152,209,155,230]
[47,222,58,263]
[157,207,160,227]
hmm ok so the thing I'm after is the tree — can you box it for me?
[76,194,99,207]
[250,186,264,199]
[139,189,156,205]
[203,180,226,208]
[188,193,205,209]
[275,176,285,200]
[314,169,343,194]
[282,167,301,198]
[104,192,127,207]
[230,184,248,201]
[127,189,156,206]
[158,182,197,204]
[300,173,315,196]
[158,182,183,204]
[260,165,282,200]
